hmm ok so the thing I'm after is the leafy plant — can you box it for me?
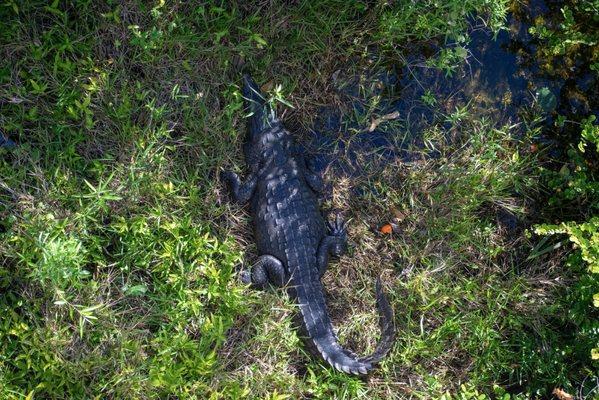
[533,100,598,367]
[26,232,88,288]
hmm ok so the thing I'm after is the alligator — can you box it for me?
[222,74,395,375]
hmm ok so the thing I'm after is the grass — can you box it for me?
[0,0,596,399]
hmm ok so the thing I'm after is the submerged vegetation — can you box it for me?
[0,0,597,398]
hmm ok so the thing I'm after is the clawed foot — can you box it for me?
[327,213,348,239]
[238,255,286,289]
[239,269,252,285]
[220,169,257,204]
[326,214,348,257]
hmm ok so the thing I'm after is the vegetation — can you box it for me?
[530,0,599,381]
[0,0,596,398]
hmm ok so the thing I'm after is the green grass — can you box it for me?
[0,1,596,399]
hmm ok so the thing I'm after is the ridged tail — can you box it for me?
[297,277,395,375]
[242,74,278,140]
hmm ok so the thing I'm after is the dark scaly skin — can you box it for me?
[223,75,395,375]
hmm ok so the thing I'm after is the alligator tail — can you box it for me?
[297,277,395,375]
[242,74,278,140]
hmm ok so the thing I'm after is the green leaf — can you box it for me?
[536,87,557,113]
[124,284,148,296]
[251,33,268,48]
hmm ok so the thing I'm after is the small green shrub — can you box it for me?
[535,218,599,274]
[528,0,599,371]
[377,0,508,44]
[534,104,598,370]
[32,233,89,288]
[438,383,528,400]
[529,1,599,71]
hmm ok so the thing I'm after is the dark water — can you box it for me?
[303,0,598,176]
[0,134,16,149]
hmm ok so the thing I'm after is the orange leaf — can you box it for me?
[379,224,393,234]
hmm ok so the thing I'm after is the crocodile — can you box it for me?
[222,74,395,375]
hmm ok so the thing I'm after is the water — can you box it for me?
[303,0,598,177]
[0,133,16,149]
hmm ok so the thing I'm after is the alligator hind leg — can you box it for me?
[317,214,348,278]
[221,171,257,204]
[240,255,286,289]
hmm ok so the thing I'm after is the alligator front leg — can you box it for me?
[221,170,257,204]
[317,214,348,278]
[240,255,286,289]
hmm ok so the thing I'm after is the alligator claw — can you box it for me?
[239,270,252,285]
[327,214,348,238]
[221,170,257,204]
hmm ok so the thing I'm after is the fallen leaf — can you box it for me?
[390,206,406,223]
[379,224,393,234]
[368,111,400,132]
[552,388,573,400]
[261,80,274,92]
